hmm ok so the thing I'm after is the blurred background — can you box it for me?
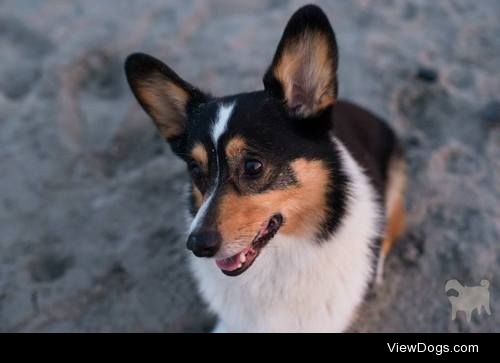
[0,0,499,332]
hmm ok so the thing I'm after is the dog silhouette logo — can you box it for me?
[445,279,491,322]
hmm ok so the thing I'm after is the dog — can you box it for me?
[125,4,406,332]
[445,279,491,323]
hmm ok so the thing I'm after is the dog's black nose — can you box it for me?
[186,230,222,257]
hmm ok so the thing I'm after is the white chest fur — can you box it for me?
[189,139,382,332]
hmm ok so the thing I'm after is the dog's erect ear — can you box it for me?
[125,53,207,145]
[263,5,338,118]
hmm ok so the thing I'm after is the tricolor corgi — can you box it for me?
[125,4,406,332]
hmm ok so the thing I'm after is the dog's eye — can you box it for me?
[243,159,263,177]
[188,161,202,178]
[188,160,208,193]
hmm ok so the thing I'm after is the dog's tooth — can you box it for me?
[240,253,246,264]
[237,263,242,269]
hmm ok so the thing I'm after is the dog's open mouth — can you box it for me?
[215,214,283,276]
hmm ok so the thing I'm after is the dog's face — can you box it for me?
[125,5,344,276]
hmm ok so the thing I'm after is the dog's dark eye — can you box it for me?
[188,161,202,178]
[189,161,208,193]
[243,159,263,177]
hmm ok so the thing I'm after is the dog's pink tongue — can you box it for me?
[215,254,240,271]
[216,249,248,271]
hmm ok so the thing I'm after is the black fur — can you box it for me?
[333,101,401,199]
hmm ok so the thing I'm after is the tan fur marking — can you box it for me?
[225,137,246,160]
[381,197,406,256]
[191,143,208,171]
[136,76,189,138]
[217,159,330,243]
[273,31,335,116]
[381,157,407,256]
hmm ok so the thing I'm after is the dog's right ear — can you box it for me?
[125,53,207,152]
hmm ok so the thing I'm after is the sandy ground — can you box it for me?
[0,0,499,332]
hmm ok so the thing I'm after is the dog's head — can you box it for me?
[125,5,345,276]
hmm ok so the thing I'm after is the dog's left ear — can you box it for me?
[263,5,338,118]
[124,53,208,155]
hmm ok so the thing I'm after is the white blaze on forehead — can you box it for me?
[211,102,235,144]
[188,102,236,235]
